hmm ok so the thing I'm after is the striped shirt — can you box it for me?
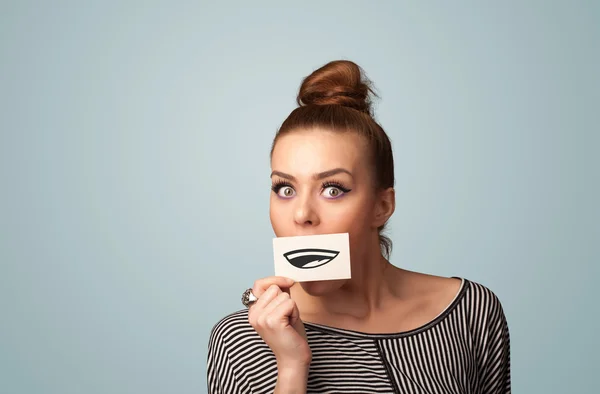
[207,278,510,393]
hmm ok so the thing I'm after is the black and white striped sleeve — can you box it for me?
[206,318,242,394]
[478,288,511,393]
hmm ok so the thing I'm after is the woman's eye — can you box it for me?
[278,186,295,198]
[322,186,344,199]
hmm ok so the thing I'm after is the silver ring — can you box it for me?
[242,288,258,308]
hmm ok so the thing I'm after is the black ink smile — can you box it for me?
[283,248,340,269]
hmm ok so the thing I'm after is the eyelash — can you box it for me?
[270,180,352,195]
[271,180,293,193]
[322,180,352,194]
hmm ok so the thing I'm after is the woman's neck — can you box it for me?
[292,246,402,320]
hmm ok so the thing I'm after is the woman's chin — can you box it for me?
[299,279,347,296]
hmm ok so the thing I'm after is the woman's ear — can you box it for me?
[373,187,395,228]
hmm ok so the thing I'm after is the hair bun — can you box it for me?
[297,60,376,115]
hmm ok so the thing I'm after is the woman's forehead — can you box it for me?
[271,130,369,174]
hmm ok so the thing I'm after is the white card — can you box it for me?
[273,233,351,282]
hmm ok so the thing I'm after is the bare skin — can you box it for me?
[249,129,462,393]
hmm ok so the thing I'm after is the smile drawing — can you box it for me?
[283,248,340,269]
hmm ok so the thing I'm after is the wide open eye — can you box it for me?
[272,181,296,199]
[321,182,352,199]
[278,186,296,198]
[322,186,343,199]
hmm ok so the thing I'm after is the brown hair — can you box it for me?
[270,60,396,258]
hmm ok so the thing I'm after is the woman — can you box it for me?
[207,60,510,394]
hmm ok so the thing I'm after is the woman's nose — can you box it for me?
[293,196,319,226]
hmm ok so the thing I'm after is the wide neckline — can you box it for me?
[303,277,468,339]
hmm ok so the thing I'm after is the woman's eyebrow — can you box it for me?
[270,168,353,181]
[270,171,296,181]
[314,168,353,180]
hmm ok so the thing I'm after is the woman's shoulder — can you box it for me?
[458,277,511,386]
[208,308,273,353]
[449,277,510,345]
[401,270,507,320]
[207,309,276,378]
[208,309,253,345]
[207,311,278,391]
[459,277,507,316]
[397,270,509,336]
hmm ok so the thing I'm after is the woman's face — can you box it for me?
[269,129,380,294]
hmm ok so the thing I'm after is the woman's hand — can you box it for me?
[247,276,311,372]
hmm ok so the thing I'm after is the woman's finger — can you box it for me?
[259,291,291,318]
[264,298,296,330]
[288,296,302,329]
[249,285,281,327]
[252,276,295,298]
[251,284,281,311]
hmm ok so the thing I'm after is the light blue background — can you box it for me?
[1,1,598,393]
